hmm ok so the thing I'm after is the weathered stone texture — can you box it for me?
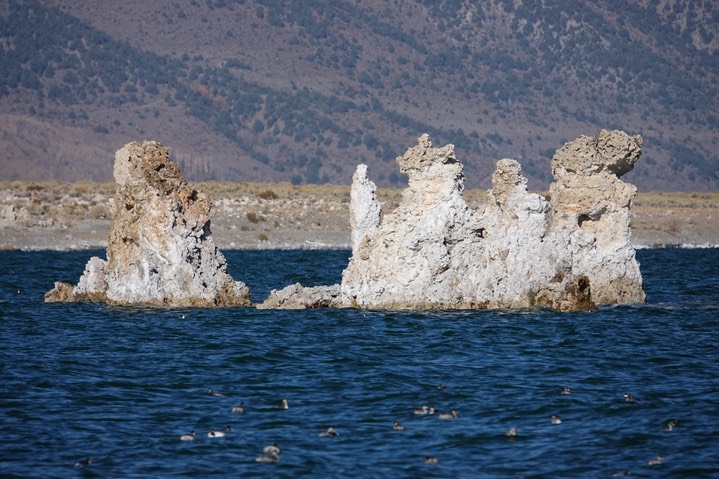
[45,141,250,307]
[548,130,645,305]
[340,134,486,309]
[256,283,343,309]
[349,164,381,255]
[276,130,644,312]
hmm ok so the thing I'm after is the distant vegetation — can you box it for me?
[0,0,717,191]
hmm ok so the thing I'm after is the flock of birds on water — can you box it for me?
[73,384,680,474]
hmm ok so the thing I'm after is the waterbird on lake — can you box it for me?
[208,425,232,438]
[437,383,447,390]
[179,431,196,441]
[551,415,562,425]
[662,419,679,432]
[231,402,245,413]
[263,444,281,456]
[647,455,664,466]
[256,453,279,463]
[413,405,429,415]
[74,457,92,467]
[505,427,518,437]
[277,399,289,409]
[438,410,458,420]
[424,456,439,465]
[561,387,572,395]
[624,393,640,402]
[612,470,632,477]
[256,444,280,463]
[207,387,224,397]
[319,427,339,437]
[393,421,405,431]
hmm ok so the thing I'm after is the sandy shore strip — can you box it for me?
[1,182,717,251]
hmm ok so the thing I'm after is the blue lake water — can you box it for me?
[1,248,718,478]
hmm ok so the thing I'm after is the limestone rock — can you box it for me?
[548,129,645,304]
[349,164,381,255]
[340,134,486,309]
[257,283,343,309]
[477,158,582,309]
[326,131,642,311]
[73,256,108,301]
[44,281,76,303]
[45,141,250,307]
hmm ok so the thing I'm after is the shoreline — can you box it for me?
[2,183,718,251]
[4,241,718,252]
[3,224,717,252]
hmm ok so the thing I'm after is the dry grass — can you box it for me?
[633,191,719,208]
[4,180,715,209]
[194,181,351,201]
[0,181,115,196]
[2,180,717,249]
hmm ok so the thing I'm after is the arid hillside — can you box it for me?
[1,1,718,191]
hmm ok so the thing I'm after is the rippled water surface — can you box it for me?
[1,248,718,478]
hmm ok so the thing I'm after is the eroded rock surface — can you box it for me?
[45,141,250,307]
[548,130,645,304]
[257,283,343,309]
[260,131,644,311]
[340,134,487,309]
[349,164,381,254]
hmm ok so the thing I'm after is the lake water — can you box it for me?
[1,248,718,478]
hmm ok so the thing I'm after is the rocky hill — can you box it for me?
[1,0,717,191]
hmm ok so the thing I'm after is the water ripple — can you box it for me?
[1,249,718,477]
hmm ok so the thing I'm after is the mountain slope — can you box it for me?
[1,0,717,191]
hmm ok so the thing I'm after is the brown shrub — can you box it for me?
[257,190,278,200]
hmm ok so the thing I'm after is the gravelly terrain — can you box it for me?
[1,183,717,250]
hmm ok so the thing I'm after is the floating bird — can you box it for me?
[424,456,439,465]
[647,455,664,466]
[256,444,281,463]
[319,427,339,437]
[208,387,224,397]
[612,470,632,476]
[393,421,405,431]
[438,410,458,420]
[208,425,232,438]
[505,427,518,437]
[231,402,246,414]
[437,383,447,390]
[550,415,562,425]
[179,313,186,319]
[277,399,289,410]
[263,444,280,456]
[74,457,92,467]
[256,453,279,463]
[180,431,196,441]
[662,419,679,432]
[560,387,572,395]
[624,393,640,402]
[428,406,437,414]
[413,405,429,415]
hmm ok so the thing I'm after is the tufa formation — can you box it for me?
[261,131,645,311]
[45,141,250,307]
